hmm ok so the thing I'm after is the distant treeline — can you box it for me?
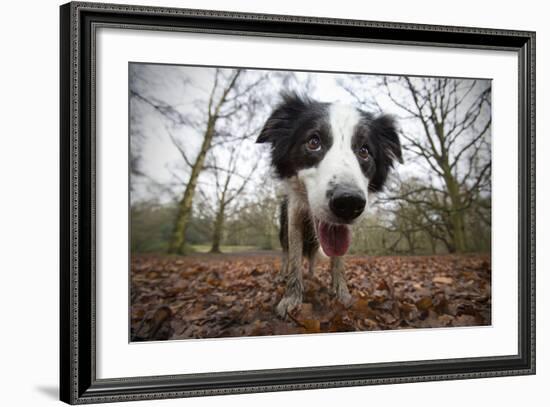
[130,199,279,254]
[130,193,491,255]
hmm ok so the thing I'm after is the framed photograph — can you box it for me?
[60,1,535,404]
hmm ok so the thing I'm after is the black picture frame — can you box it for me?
[60,1,536,404]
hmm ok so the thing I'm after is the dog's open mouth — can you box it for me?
[316,220,351,257]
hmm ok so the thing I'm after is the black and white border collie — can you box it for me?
[257,93,403,317]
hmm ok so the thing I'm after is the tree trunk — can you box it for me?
[404,232,414,254]
[168,70,241,255]
[210,203,225,253]
[428,232,437,254]
[169,123,215,254]
[442,170,467,253]
[210,159,233,253]
[450,211,466,252]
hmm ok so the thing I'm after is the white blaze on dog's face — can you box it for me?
[257,93,402,257]
[297,104,369,226]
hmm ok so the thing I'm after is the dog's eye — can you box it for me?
[358,145,369,160]
[306,134,322,151]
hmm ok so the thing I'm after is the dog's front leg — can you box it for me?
[276,198,304,318]
[307,251,318,275]
[330,257,352,307]
[275,251,289,284]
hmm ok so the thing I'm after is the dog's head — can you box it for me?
[257,92,402,256]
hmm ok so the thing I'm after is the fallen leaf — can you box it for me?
[416,297,433,311]
[130,253,491,340]
[433,276,454,284]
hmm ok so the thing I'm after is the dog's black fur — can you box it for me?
[257,93,402,191]
[257,94,332,178]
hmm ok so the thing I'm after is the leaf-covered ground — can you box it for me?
[131,252,491,341]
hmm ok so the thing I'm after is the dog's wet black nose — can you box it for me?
[329,188,366,222]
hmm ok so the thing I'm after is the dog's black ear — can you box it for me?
[372,114,403,164]
[256,92,309,144]
[368,114,403,192]
[255,128,273,144]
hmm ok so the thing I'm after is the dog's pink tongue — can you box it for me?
[318,222,351,257]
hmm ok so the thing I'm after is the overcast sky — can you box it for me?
[129,63,491,206]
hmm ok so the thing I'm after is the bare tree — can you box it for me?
[167,69,245,254]
[130,66,271,254]
[380,180,455,253]
[197,138,261,253]
[342,76,491,253]
[224,176,281,250]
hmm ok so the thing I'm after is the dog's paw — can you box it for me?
[337,289,353,308]
[331,281,353,308]
[276,294,302,318]
[274,272,285,284]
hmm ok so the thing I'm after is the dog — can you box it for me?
[257,92,403,318]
